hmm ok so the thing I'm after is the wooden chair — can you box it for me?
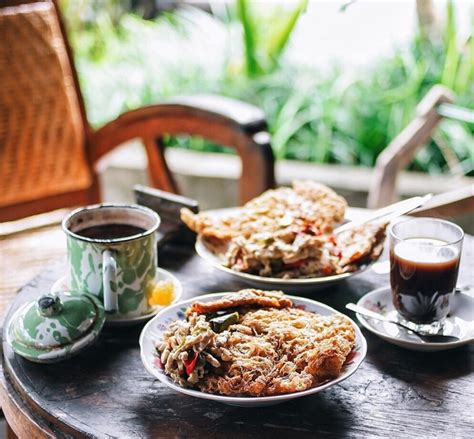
[0,0,275,223]
[367,85,474,218]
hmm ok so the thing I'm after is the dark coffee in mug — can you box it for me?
[77,224,146,240]
[390,238,461,324]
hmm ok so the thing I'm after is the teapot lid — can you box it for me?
[7,291,105,363]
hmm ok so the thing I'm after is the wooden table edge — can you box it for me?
[0,363,55,439]
[1,327,92,438]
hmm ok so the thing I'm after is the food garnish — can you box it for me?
[209,312,239,333]
[148,280,174,306]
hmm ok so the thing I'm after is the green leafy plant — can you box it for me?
[440,0,474,94]
[235,0,308,77]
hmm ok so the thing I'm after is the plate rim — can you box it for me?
[195,238,362,285]
[139,292,367,404]
[355,286,474,349]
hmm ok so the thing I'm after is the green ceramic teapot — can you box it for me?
[7,291,105,363]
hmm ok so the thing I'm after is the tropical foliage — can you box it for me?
[61,0,474,176]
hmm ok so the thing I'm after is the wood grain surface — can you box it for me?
[0,225,66,322]
[1,236,473,438]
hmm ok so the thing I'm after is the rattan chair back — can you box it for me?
[0,1,275,222]
[0,1,96,221]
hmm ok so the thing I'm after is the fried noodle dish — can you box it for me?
[155,289,356,397]
[181,181,387,279]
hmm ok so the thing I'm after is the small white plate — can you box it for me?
[355,286,474,352]
[195,207,378,291]
[140,293,367,407]
[50,268,183,327]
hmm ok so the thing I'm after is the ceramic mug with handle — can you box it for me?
[62,204,160,321]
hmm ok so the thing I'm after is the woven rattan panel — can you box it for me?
[0,2,92,209]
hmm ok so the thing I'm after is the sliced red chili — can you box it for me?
[283,259,305,270]
[322,265,334,275]
[184,351,199,375]
[328,235,337,245]
[299,224,321,236]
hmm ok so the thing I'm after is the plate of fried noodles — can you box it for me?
[140,289,366,407]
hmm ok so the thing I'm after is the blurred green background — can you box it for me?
[61,0,474,176]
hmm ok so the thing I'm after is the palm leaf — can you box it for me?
[454,12,474,94]
[441,0,461,89]
[266,0,308,67]
[236,0,260,76]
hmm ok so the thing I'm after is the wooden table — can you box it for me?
[0,230,473,438]
[0,210,68,322]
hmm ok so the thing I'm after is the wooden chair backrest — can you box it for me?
[0,0,98,220]
[367,85,473,219]
[367,85,455,208]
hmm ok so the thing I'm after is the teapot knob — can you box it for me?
[37,294,63,317]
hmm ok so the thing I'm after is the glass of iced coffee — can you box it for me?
[389,218,464,334]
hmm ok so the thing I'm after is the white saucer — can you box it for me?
[355,286,474,352]
[50,267,183,327]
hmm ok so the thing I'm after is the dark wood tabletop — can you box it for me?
[1,236,473,439]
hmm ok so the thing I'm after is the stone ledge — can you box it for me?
[99,140,473,199]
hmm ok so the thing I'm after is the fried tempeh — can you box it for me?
[186,289,293,316]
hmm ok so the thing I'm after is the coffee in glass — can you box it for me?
[389,218,463,334]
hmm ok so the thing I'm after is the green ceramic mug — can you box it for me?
[62,204,160,321]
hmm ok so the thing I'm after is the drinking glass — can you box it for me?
[389,218,464,334]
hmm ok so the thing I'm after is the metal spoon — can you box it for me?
[335,194,432,235]
[346,303,460,343]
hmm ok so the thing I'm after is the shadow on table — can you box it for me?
[365,331,473,379]
[135,387,355,438]
[363,330,473,405]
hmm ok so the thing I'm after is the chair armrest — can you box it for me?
[90,95,275,204]
[167,95,267,133]
[367,85,454,208]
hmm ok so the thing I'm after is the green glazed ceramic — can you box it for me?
[7,292,105,363]
[62,204,160,322]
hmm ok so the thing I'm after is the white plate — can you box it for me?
[195,208,378,291]
[140,293,367,407]
[50,267,183,326]
[356,286,474,352]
